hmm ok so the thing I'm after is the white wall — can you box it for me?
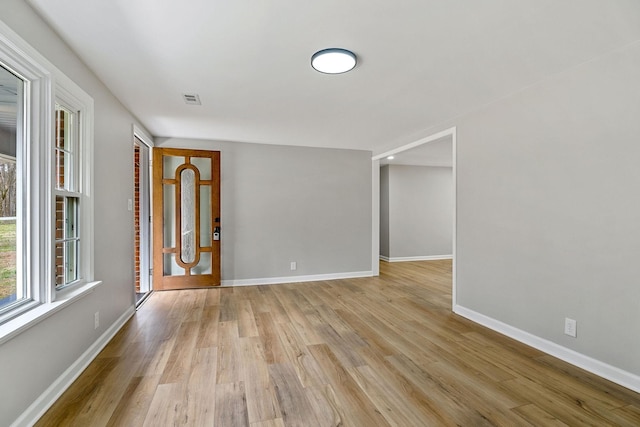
[0,3,147,425]
[381,164,453,260]
[156,138,373,282]
[454,37,640,378]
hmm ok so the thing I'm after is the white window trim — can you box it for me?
[53,78,95,298]
[0,19,100,345]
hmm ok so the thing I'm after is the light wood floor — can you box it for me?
[37,260,640,426]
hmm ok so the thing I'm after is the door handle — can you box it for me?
[213,226,220,241]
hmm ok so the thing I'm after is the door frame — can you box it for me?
[133,126,153,305]
[371,126,457,309]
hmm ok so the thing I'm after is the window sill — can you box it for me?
[0,280,102,346]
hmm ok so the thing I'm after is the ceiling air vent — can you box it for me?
[183,93,201,105]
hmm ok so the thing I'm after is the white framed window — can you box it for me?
[0,19,98,339]
[0,63,25,316]
[54,102,80,288]
[52,79,94,299]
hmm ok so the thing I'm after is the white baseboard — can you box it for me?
[12,306,136,427]
[379,255,453,262]
[221,270,373,287]
[454,305,640,394]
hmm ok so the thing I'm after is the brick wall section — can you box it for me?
[55,198,64,285]
[54,110,64,286]
[55,110,65,189]
[134,146,141,293]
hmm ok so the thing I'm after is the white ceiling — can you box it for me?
[26,1,640,154]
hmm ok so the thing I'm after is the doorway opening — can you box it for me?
[134,133,152,306]
[372,126,457,308]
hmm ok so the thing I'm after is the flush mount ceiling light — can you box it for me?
[311,48,357,74]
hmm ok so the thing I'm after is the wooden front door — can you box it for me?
[152,148,221,290]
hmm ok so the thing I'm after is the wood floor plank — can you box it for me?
[461,332,634,414]
[268,363,318,427]
[271,286,325,345]
[182,346,217,425]
[135,331,178,377]
[610,404,640,426]
[182,289,207,322]
[257,287,291,323]
[273,321,329,388]
[219,287,237,322]
[141,383,186,427]
[250,418,285,427]
[159,320,200,384]
[254,311,288,364]
[216,320,242,384]
[35,260,640,427]
[348,364,444,426]
[304,385,343,427]
[512,403,570,426]
[312,322,366,368]
[534,354,640,406]
[34,358,120,427]
[238,299,260,338]
[71,348,148,427]
[106,374,161,427]
[215,382,249,427]
[195,304,220,349]
[332,307,397,356]
[502,376,619,426]
[204,287,221,306]
[307,343,391,426]
[240,337,282,423]
[386,353,521,426]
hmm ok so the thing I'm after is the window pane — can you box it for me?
[55,147,66,189]
[191,157,211,180]
[65,240,78,283]
[55,196,63,239]
[180,168,196,263]
[200,185,211,247]
[192,252,211,275]
[163,253,185,276]
[55,195,79,288]
[65,197,78,239]
[54,241,64,286]
[55,238,79,288]
[163,183,176,247]
[163,155,184,179]
[0,64,22,311]
[55,105,74,191]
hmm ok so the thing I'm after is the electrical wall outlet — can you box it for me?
[564,317,577,338]
[94,311,100,330]
[290,261,297,271]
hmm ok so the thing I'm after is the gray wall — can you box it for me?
[157,138,373,281]
[381,164,453,259]
[455,36,640,374]
[379,165,390,257]
[0,3,146,425]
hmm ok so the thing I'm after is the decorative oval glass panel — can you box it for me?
[180,168,196,263]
